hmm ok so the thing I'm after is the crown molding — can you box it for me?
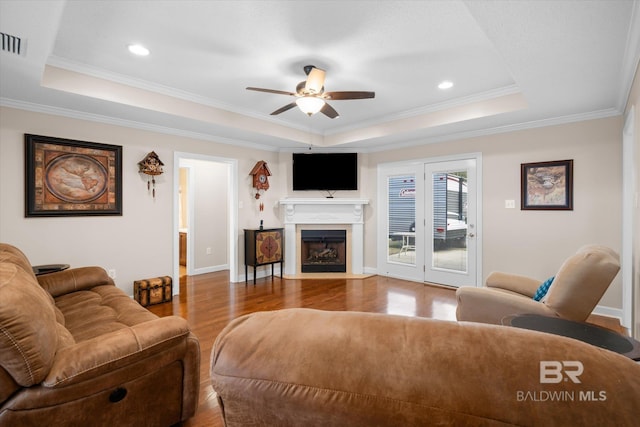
[365,107,622,153]
[1,98,622,155]
[325,85,522,136]
[0,97,282,152]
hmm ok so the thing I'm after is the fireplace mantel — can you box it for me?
[278,198,369,276]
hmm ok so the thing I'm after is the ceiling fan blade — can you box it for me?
[246,87,296,96]
[270,102,297,115]
[304,67,326,94]
[320,102,339,119]
[323,91,375,100]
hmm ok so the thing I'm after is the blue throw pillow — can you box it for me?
[533,277,554,301]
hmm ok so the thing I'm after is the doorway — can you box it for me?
[173,152,238,289]
[377,154,482,287]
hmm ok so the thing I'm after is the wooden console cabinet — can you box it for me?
[244,228,283,284]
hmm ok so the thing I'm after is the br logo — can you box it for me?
[540,361,584,384]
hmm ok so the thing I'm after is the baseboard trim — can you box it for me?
[363,266,378,275]
[192,264,229,276]
[592,305,623,323]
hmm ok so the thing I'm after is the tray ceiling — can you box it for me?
[1,1,638,151]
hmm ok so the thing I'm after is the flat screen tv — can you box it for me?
[292,152,358,191]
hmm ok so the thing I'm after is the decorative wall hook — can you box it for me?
[138,151,164,198]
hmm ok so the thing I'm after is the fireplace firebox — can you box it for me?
[300,230,347,273]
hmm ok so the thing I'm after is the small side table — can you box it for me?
[502,314,640,361]
[32,264,70,276]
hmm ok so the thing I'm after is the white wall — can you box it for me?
[179,168,188,229]
[0,107,281,295]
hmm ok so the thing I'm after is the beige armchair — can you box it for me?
[456,244,620,325]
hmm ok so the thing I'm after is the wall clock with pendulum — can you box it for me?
[249,160,271,199]
[249,160,271,223]
[138,151,164,198]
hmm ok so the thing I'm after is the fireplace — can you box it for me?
[279,198,369,276]
[300,230,347,273]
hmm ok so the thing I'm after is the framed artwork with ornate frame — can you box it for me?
[521,159,573,210]
[25,134,123,217]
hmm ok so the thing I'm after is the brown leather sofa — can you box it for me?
[0,243,200,426]
[211,308,640,426]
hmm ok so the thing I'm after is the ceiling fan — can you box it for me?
[246,65,375,119]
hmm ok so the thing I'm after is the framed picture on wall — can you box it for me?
[25,134,123,216]
[521,159,573,210]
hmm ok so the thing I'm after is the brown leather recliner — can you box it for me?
[0,243,200,426]
[210,308,640,426]
[456,244,620,325]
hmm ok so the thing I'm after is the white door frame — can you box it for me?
[377,153,482,286]
[622,106,635,331]
[173,152,239,290]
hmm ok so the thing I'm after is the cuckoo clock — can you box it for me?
[138,151,164,198]
[249,160,271,200]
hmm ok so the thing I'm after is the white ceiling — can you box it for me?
[1,0,638,151]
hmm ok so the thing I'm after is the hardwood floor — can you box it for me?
[148,272,457,426]
[147,271,624,427]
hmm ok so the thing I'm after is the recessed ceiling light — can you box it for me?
[438,80,454,90]
[128,44,150,56]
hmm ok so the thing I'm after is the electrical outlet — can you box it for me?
[206,247,212,255]
[108,269,116,279]
[505,199,516,209]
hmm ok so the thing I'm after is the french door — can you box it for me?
[424,159,477,287]
[378,156,480,287]
[378,163,424,281]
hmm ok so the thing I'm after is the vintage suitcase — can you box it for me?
[134,276,172,307]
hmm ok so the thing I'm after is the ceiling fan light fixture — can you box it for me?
[296,96,325,116]
[247,65,373,119]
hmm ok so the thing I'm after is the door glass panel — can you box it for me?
[432,171,467,272]
[387,175,416,265]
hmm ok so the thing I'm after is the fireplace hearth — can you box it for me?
[301,230,347,273]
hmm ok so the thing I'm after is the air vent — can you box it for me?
[1,31,24,56]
